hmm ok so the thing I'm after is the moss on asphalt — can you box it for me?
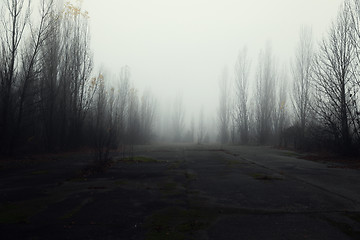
[145,206,218,240]
[0,199,50,224]
[60,198,93,220]
[120,156,163,163]
[251,173,283,181]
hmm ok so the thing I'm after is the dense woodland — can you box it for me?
[0,0,157,160]
[0,0,360,159]
[219,1,360,156]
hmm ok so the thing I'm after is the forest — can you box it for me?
[1,0,360,159]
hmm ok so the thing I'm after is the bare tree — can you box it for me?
[93,73,109,162]
[63,4,93,148]
[218,67,230,144]
[347,0,360,146]
[36,1,93,150]
[127,87,140,156]
[312,4,356,153]
[274,69,289,146]
[115,66,130,149]
[255,44,277,144]
[197,107,206,144]
[172,93,185,142]
[229,105,238,144]
[189,115,195,143]
[38,3,63,151]
[291,26,313,149]
[0,1,150,157]
[13,0,57,151]
[0,0,60,153]
[0,0,31,154]
[140,90,157,144]
[234,47,251,144]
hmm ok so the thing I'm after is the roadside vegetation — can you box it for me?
[0,0,359,161]
[218,1,360,157]
[0,0,157,162]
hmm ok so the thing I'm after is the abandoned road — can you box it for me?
[1,144,360,239]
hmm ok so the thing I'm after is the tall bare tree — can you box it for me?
[218,67,230,144]
[347,0,360,146]
[38,3,63,151]
[234,47,251,144]
[312,3,356,153]
[189,115,195,143]
[0,0,31,154]
[116,66,130,148]
[92,73,109,161]
[140,90,157,144]
[255,44,277,144]
[13,0,57,151]
[127,87,140,156]
[229,104,238,144]
[291,26,313,148]
[63,3,93,148]
[172,93,185,142]
[274,69,289,145]
[197,107,206,144]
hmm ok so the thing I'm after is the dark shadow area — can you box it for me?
[0,144,359,239]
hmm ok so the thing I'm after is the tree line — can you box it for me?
[0,0,157,158]
[218,0,360,156]
[2,0,359,158]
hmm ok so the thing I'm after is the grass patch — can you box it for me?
[224,159,242,166]
[0,203,32,223]
[0,189,95,224]
[184,171,197,181]
[251,173,283,181]
[279,151,301,157]
[167,162,181,170]
[120,156,162,163]
[145,206,218,240]
[0,198,49,224]
[60,198,92,220]
[115,180,128,186]
[158,181,178,195]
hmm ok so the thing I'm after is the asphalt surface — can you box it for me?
[0,144,359,239]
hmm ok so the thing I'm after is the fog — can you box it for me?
[83,0,342,123]
[2,1,360,238]
[1,0,359,157]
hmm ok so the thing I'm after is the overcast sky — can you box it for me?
[82,0,343,125]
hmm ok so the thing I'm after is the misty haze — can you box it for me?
[1,0,360,239]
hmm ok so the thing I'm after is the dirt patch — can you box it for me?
[0,197,53,224]
[145,206,218,240]
[251,173,283,181]
[60,198,93,220]
[301,154,360,169]
[119,156,165,163]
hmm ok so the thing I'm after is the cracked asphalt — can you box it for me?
[1,144,359,239]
